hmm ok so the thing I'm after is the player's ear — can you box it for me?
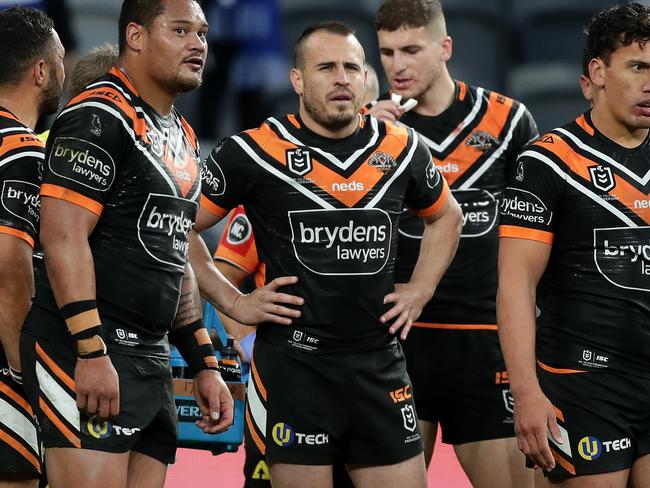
[441,35,452,62]
[125,22,145,52]
[589,58,605,88]
[290,68,304,95]
[32,58,47,88]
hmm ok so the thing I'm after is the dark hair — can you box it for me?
[118,0,167,54]
[583,2,650,76]
[293,21,358,68]
[375,0,443,32]
[0,7,55,86]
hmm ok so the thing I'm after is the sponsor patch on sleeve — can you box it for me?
[500,187,553,227]
[201,153,226,197]
[1,180,40,232]
[48,136,115,192]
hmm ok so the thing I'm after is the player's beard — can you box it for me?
[39,69,63,117]
[303,94,358,132]
[169,68,203,94]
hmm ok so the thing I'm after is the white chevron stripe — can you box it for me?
[266,116,379,171]
[232,135,335,210]
[247,373,266,438]
[460,103,527,189]
[556,127,650,185]
[36,361,80,432]
[0,398,38,454]
[520,150,636,227]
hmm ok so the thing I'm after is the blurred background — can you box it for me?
[2,0,627,147]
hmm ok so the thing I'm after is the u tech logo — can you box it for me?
[578,436,631,461]
[272,422,295,446]
[85,416,111,439]
[271,422,329,447]
[578,437,602,460]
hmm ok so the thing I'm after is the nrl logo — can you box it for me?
[401,404,417,432]
[368,151,396,173]
[286,148,312,176]
[466,130,499,151]
[589,165,615,192]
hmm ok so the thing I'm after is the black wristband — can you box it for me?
[60,300,107,358]
[169,319,219,377]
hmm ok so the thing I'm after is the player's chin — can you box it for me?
[174,73,203,93]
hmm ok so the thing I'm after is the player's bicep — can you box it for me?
[40,196,100,246]
[498,237,551,289]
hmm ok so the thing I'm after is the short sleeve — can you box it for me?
[404,135,450,218]
[0,133,43,248]
[41,104,126,216]
[499,144,565,244]
[213,205,260,274]
[200,137,255,218]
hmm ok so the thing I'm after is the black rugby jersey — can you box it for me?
[0,109,43,249]
[390,82,538,327]
[28,68,202,358]
[201,114,449,352]
[500,112,650,377]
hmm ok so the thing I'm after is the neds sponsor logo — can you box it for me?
[289,208,392,275]
[138,194,197,268]
[49,137,115,191]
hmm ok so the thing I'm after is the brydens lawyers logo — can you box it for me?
[286,148,312,176]
[589,165,615,192]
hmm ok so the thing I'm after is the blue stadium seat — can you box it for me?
[444,1,509,91]
[507,62,590,135]
[513,0,614,66]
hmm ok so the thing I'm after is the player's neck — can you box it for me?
[298,108,360,139]
[413,71,455,117]
[0,88,39,129]
[590,105,649,148]
[117,62,175,116]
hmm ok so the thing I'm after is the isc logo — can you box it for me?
[390,385,412,403]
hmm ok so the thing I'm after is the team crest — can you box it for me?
[90,114,102,137]
[425,160,440,189]
[286,148,312,176]
[515,161,524,182]
[401,404,417,432]
[368,151,397,173]
[466,130,499,152]
[589,165,615,192]
[502,389,514,414]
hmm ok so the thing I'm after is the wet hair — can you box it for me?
[375,0,443,32]
[0,7,55,86]
[583,2,650,76]
[118,0,168,54]
[293,21,360,68]
[69,43,119,97]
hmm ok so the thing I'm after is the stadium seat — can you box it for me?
[512,0,614,66]
[507,62,589,134]
[443,0,509,91]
